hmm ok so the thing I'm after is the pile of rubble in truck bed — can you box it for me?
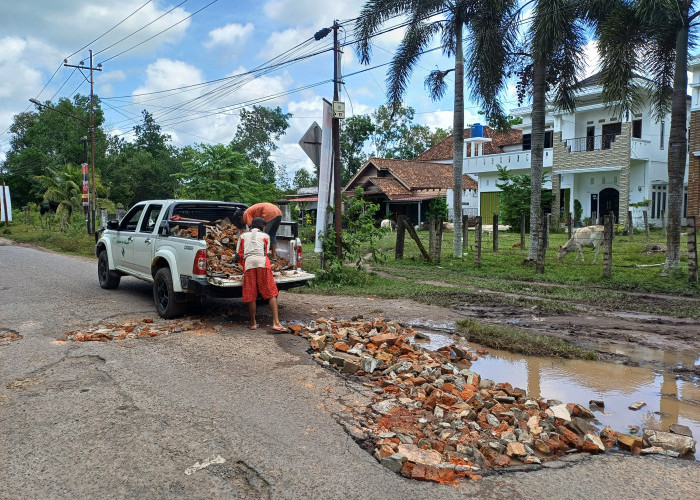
[290,317,697,485]
[172,217,291,279]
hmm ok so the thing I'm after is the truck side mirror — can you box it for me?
[107,220,119,230]
[158,221,170,236]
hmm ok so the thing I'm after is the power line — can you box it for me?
[99,0,219,64]
[93,0,191,58]
[67,0,154,60]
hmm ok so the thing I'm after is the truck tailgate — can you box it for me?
[206,271,315,287]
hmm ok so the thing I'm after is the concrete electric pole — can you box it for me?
[65,50,101,234]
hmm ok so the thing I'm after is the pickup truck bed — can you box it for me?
[96,199,314,318]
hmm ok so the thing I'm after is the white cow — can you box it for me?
[558,225,605,263]
[380,219,393,231]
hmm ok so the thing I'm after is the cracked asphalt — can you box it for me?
[1,238,698,499]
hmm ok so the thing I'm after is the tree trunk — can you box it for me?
[452,15,464,258]
[528,56,546,261]
[663,20,689,274]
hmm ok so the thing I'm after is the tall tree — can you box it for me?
[590,0,697,273]
[514,0,587,261]
[3,95,107,207]
[175,143,281,204]
[341,114,375,185]
[356,0,518,257]
[231,105,291,184]
[293,168,315,190]
[371,104,451,160]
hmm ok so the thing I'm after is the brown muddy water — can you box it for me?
[409,320,700,460]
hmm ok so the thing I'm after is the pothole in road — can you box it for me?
[410,326,700,460]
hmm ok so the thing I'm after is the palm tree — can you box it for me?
[35,165,83,232]
[518,0,587,262]
[355,0,518,258]
[591,0,697,273]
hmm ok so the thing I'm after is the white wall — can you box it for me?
[446,189,478,220]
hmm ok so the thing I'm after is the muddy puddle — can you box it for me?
[409,320,700,459]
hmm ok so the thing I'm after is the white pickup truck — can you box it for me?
[95,199,314,318]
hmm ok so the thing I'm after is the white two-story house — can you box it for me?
[460,73,689,227]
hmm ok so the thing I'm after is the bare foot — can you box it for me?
[271,325,289,333]
[249,324,258,330]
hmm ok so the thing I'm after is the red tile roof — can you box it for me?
[344,157,477,195]
[414,127,523,162]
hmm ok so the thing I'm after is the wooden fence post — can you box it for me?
[661,209,666,236]
[429,216,443,264]
[688,216,698,283]
[429,216,437,260]
[603,215,613,278]
[628,210,634,242]
[395,215,406,260]
[493,214,499,252]
[567,212,573,240]
[520,211,526,250]
[462,215,469,252]
[643,210,650,239]
[474,216,482,268]
[535,214,547,274]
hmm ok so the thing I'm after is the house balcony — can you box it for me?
[564,134,619,152]
[631,138,650,160]
[463,148,552,174]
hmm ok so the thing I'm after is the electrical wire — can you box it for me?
[99,0,219,64]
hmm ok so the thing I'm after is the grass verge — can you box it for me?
[1,224,95,258]
[457,318,599,360]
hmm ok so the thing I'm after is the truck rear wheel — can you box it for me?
[153,268,185,319]
[98,250,121,289]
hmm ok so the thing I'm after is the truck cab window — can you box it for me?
[139,205,162,233]
[120,206,145,232]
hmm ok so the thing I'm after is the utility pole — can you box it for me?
[1,165,8,227]
[332,21,343,260]
[65,50,101,234]
[81,136,90,234]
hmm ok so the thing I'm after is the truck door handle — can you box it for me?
[144,238,152,245]
[127,236,133,242]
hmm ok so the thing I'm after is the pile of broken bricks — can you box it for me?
[60,318,220,342]
[175,218,293,279]
[291,316,697,484]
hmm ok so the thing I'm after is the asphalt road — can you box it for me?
[1,238,698,499]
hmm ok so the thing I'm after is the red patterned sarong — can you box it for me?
[242,268,279,302]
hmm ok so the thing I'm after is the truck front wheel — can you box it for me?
[153,268,185,319]
[98,250,121,289]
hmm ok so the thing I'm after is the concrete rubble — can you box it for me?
[60,319,219,342]
[290,316,698,484]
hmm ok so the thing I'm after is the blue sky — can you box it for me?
[0,0,601,178]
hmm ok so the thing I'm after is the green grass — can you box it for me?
[457,318,599,360]
[297,226,700,319]
[1,223,96,258]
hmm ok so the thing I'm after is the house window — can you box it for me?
[590,177,595,185]
[632,119,642,138]
[602,176,606,185]
[652,184,667,219]
[522,133,552,149]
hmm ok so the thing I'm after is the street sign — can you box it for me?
[298,122,322,168]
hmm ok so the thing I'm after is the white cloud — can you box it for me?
[416,109,481,130]
[259,29,309,60]
[99,70,126,83]
[205,23,254,49]
[263,0,364,27]
[1,1,191,60]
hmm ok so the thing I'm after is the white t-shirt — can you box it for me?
[236,228,270,270]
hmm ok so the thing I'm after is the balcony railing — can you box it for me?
[565,134,618,152]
